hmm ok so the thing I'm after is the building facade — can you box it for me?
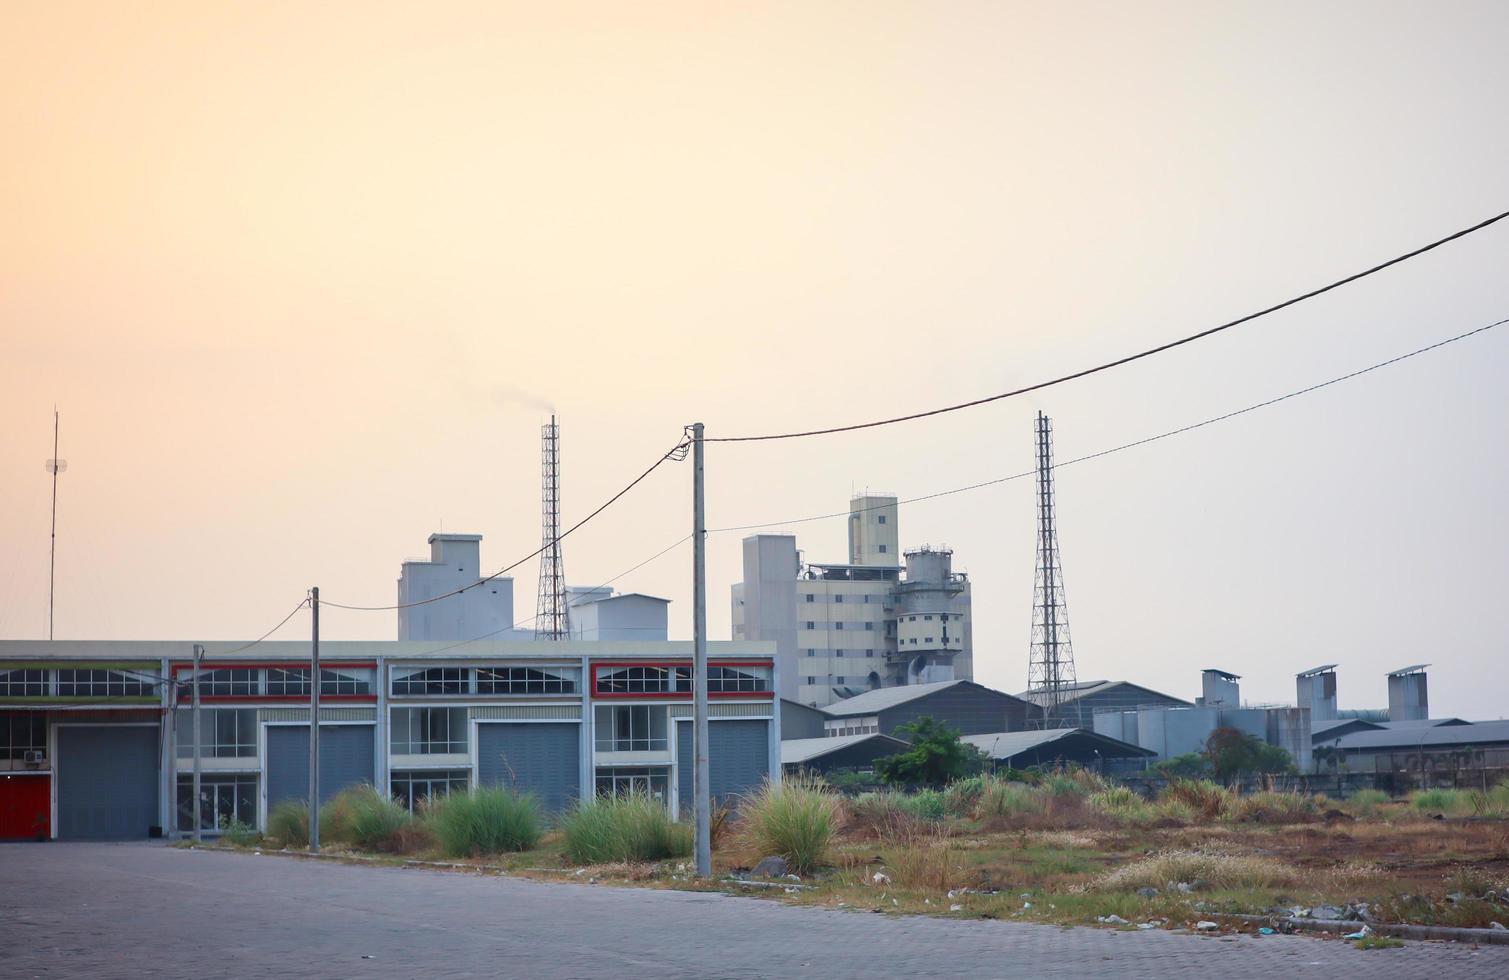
[397,534,521,641]
[732,494,974,708]
[0,640,777,841]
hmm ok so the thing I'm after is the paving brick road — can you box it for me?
[2,843,1506,979]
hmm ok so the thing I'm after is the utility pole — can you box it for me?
[191,643,203,843]
[45,408,66,641]
[691,422,711,877]
[309,587,321,852]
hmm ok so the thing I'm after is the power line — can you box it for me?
[409,533,693,657]
[707,209,1509,442]
[709,314,1508,532]
[209,598,311,657]
[321,436,691,612]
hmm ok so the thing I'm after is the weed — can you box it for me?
[1348,789,1389,819]
[976,779,1044,820]
[1227,791,1320,825]
[1410,788,1465,814]
[428,788,543,857]
[218,817,261,847]
[267,799,310,847]
[1159,779,1232,821]
[561,793,692,865]
[1088,786,1155,826]
[741,775,840,873]
[1354,934,1404,950]
[1096,849,1297,891]
[943,777,988,817]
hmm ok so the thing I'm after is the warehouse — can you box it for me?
[0,639,778,840]
[1018,679,1190,729]
[781,733,910,775]
[820,680,1039,739]
[962,728,1154,773]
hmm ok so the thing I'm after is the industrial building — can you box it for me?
[819,680,1037,739]
[1311,720,1509,779]
[961,729,1154,773]
[731,494,975,707]
[1018,679,1190,729]
[0,639,777,841]
[781,733,911,775]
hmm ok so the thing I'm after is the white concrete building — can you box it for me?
[397,534,522,642]
[732,494,974,708]
[569,593,670,642]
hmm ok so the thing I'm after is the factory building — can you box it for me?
[1017,679,1190,729]
[0,640,777,841]
[819,680,1037,739]
[731,494,974,708]
[962,729,1154,773]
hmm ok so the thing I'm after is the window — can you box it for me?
[595,766,669,805]
[924,615,933,621]
[834,595,844,603]
[176,708,257,758]
[392,667,470,696]
[866,649,875,658]
[879,545,887,554]
[0,670,47,697]
[0,713,46,760]
[391,769,470,813]
[190,669,258,697]
[908,616,916,622]
[265,667,374,697]
[805,621,815,630]
[806,676,816,686]
[805,649,816,657]
[835,676,847,684]
[835,649,845,657]
[864,622,875,631]
[594,704,668,752]
[877,515,887,524]
[390,707,468,754]
[57,669,151,698]
[476,666,577,695]
[805,594,814,603]
[835,622,844,630]
[595,665,686,694]
[177,774,257,834]
[707,666,771,693]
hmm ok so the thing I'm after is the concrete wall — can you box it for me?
[734,535,801,701]
[571,594,668,642]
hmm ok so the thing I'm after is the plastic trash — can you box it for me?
[1196,921,1219,931]
[1258,927,1275,936]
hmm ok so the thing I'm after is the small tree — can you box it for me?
[1205,727,1294,781]
[876,716,986,788]
[1153,752,1213,779]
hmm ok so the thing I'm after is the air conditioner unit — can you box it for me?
[22,750,46,765]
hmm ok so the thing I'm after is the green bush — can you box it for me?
[1347,788,1389,818]
[975,777,1045,819]
[267,799,310,847]
[1153,752,1213,779]
[561,793,692,865]
[877,717,987,788]
[1087,785,1154,825]
[943,776,988,817]
[740,775,840,873]
[218,818,261,847]
[1410,788,1468,814]
[346,786,413,851]
[428,788,543,857]
[897,788,947,822]
[1227,790,1319,824]
[1159,779,1232,821]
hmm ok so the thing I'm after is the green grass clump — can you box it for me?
[267,799,310,847]
[1354,934,1404,950]
[943,776,988,817]
[561,793,693,865]
[1159,779,1232,821]
[1347,788,1389,818]
[428,788,543,857]
[1096,849,1297,891]
[343,785,413,851]
[218,818,261,847]
[1227,791,1319,824]
[1467,783,1509,817]
[1087,785,1155,825]
[897,789,947,823]
[1410,788,1466,814]
[976,778,1045,819]
[741,775,840,873]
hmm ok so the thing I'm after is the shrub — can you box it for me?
[1227,791,1320,825]
[1153,752,1213,779]
[428,788,543,857]
[1159,779,1232,821]
[943,776,988,817]
[1347,788,1389,818]
[561,793,692,865]
[876,831,965,891]
[1040,767,1107,797]
[877,717,987,788]
[345,785,413,852]
[845,792,926,840]
[897,789,947,823]
[267,799,310,847]
[1097,849,1298,891]
[1468,783,1509,817]
[741,775,840,873]
[318,786,365,843]
[218,818,261,847]
[1410,788,1466,814]
[1205,728,1294,779]
[1088,785,1154,826]
[975,777,1045,820]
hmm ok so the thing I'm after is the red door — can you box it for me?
[0,773,50,839]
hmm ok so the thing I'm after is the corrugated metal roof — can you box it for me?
[961,728,1154,759]
[819,680,965,716]
[1015,680,1191,709]
[780,733,909,765]
[1297,664,1339,677]
[1332,720,1509,751]
[1386,664,1430,676]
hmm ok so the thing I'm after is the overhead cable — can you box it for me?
[707,209,1509,442]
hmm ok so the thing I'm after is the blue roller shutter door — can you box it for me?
[677,720,769,813]
[57,726,159,840]
[476,722,579,814]
[265,725,375,809]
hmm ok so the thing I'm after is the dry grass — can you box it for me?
[1095,849,1299,891]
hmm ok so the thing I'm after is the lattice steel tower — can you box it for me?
[1028,411,1078,724]
[534,416,569,640]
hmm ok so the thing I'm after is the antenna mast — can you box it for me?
[534,416,569,640]
[45,408,67,641]
[1028,411,1077,725]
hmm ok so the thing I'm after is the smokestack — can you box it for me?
[1296,664,1338,722]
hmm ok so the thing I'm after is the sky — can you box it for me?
[2,1,1506,718]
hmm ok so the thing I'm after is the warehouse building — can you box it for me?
[962,728,1154,773]
[820,680,1038,739]
[0,640,777,840]
[781,733,911,776]
[1017,679,1190,729]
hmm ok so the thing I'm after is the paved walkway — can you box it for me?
[2,843,1506,979]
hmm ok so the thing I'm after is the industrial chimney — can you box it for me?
[1386,665,1429,722]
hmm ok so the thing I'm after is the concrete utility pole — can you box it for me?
[691,422,711,877]
[191,643,203,843]
[309,587,321,852]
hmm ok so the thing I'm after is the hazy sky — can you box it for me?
[3,2,1505,717]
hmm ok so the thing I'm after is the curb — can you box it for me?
[1222,912,1509,946]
